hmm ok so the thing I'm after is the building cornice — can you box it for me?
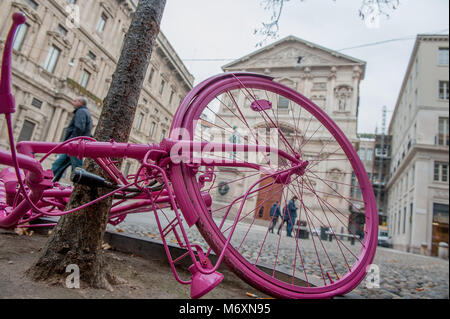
[386,143,449,189]
[155,33,194,89]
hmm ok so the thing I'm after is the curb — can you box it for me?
[103,230,212,269]
[32,218,363,299]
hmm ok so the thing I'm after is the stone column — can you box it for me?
[328,66,337,112]
[303,67,312,98]
[352,66,362,117]
[55,110,69,142]
[46,106,62,141]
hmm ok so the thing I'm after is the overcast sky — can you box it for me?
[159,0,449,134]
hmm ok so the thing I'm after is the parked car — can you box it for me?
[377,227,391,247]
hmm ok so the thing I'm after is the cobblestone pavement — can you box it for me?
[107,211,449,299]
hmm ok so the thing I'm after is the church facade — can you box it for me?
[210,36,367,233]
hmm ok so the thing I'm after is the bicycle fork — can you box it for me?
[143,158,224,299]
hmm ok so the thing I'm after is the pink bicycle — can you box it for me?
[0,13,378,299]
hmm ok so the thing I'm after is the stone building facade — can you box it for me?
[0,0,194,179]
[214,36,366,231]
[386,34,449,256]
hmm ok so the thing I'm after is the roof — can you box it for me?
[222,35,366,72]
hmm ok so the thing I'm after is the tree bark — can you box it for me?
[27,0,166,289]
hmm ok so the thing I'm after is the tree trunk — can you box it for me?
[27,0,166,290]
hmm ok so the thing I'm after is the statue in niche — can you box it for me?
[335,85,353,112]
[339,96,346,111]
[328,168,343,193]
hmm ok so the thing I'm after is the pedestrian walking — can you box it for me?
[278,197,298,237]
[52,97,92,182]
[258,205,264,218]
[268,201,281,233]
[286,196,298,237]
[277,205,289,235]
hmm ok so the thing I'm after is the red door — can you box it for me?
[255,175,283,221]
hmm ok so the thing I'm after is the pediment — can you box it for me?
[12,1,42,24]
[100,1,116,18]
[79,57,98,72]
[46,31,72,50]
[223,36,365,71]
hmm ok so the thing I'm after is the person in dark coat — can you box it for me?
[286,196,298,237]
[268,201,281,233]
[258,205,265,218]
[52,97,92,182]
[277,205,289,235]
[278,196,298,236]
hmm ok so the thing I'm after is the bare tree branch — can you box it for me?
[359,0,400,20]
[254,0,400,47]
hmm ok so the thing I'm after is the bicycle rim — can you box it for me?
[169,74,378,298]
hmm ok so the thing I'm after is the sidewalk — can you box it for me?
[0,230,270,299]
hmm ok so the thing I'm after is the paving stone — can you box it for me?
[107,213,449,299]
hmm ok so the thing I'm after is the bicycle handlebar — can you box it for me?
[0,13,26,114]
[0,149,44,184]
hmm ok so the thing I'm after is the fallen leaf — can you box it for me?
[416,288,424,292]
[102,243,112,250]
[246,292,258,298]
[14,228,27,236]
[117,228,124,233]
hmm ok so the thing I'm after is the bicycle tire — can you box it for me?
[169,73,378,298]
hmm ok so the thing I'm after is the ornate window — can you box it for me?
[278,96,290,109]
[44,45,61,73]
[438,48,449,65]
[438,117,449,146]
[136,112,144,131]
[13,24,29,51]
[439,81,449,100]
[25,0,38,10]
[79,69,91,88]
[159,79,166,95]
[18,120,36,142]
[96,13,108,33]
[150,121,157,138]
[434,162,448,182]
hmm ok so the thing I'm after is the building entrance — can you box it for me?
[432,203,449,256]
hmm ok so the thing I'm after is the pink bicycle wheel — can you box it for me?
[170,73,378,298]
